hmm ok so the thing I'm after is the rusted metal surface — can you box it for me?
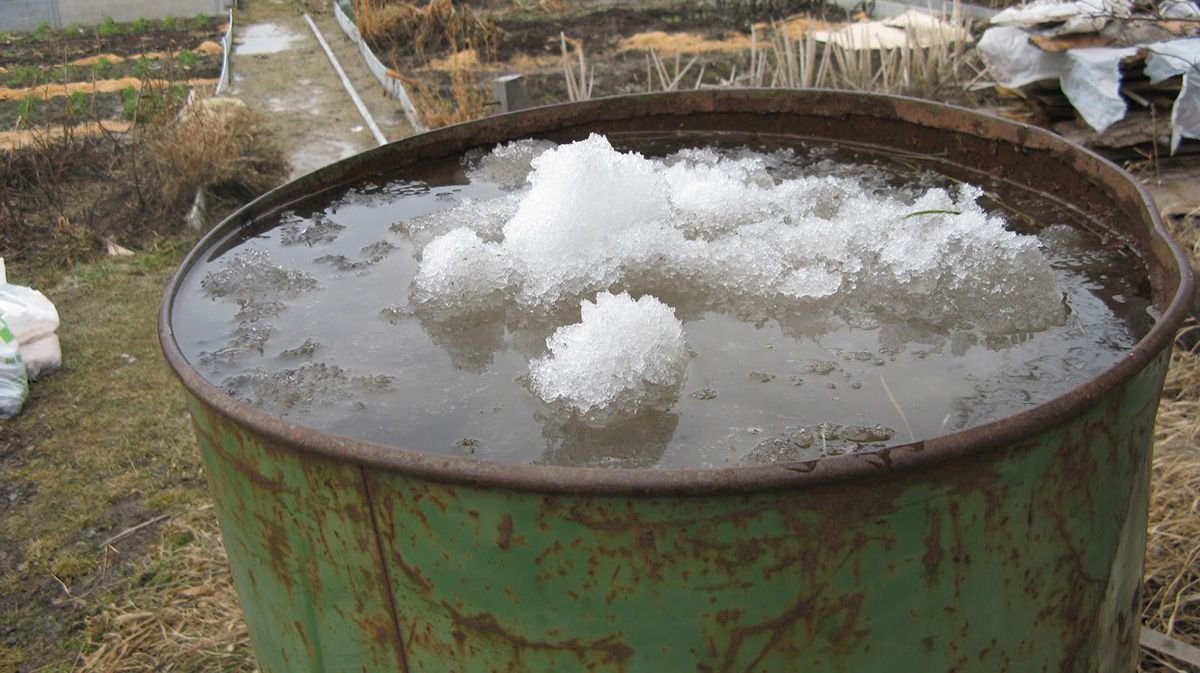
[183,352,1167,671]
[160,90,1195,671]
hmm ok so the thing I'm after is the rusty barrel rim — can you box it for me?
[159,89,1196,495]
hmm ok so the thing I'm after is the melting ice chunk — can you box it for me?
[467,138,558,190]
[529,292,689,419]
[201,248,317,303]
[503,134,673,307]
[412,227,512,315]
[411,134,1068,339]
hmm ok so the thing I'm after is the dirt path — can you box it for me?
[228,0,413,179]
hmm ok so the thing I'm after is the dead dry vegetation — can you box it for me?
[0,94,286,671]
[348,0,990,129]
[1141,213,1200,673]
[0,91,287,282]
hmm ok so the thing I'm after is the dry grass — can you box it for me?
[1138,212,1200,672]
[1,94,286,274]
[0,77,219,103]
[139,98,288,218]
[560,33,594,102]
[76,509,253,673]
[407,51,491,128]
[733,16,983,100]
[0,120,135,151]
[353,0,498,64]
[354,0,497,129]
[613,4,985,104]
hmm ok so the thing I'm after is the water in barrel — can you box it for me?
[170,133,1151,468]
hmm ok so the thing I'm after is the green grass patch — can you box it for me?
[66,90,89,118]
[6,65,42,88]
[132,55,152,79]
[91,57,114,79]
[176,49,198,69]
[98,16,120,37]
[0,246,210,670]
[16,95,42,124]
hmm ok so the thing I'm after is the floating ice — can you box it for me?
[401,136,1069,429]
[412,227,512,315]
[315,240,397,271]
[411,134,1067,334]
[280,213,345,247]
[744,423,896,464]
[224,362,392,413]
[201,248,317,303]
[503,135,674,307]
[393,195,519,249]
[467,139,558,190]
[529,292,688,418]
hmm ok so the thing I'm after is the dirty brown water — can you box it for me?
[170,132,1151,468]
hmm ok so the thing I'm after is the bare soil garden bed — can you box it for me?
[0,16,226,149]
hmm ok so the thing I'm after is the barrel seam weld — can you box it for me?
[361,467,411,672]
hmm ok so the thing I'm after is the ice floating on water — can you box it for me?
[414,134,1066,334]
[529,292,688,419]
[412,227,512,315]
[467,139,558,190]
[201,248,317,303]
[503,136,674,307]
[405,134,1068,420]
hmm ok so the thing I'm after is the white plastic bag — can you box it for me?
[21,333,61,382]
[0,315,28,420]
[0,258,62,381]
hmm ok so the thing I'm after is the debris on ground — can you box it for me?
[978,0,1200,155]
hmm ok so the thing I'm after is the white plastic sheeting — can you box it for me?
[1060,47,1139,133]
[979,16,1200,150]
[812,9,972,49]
[991,0,1132,35]
[1145,39,1200,150]
[978,25,1067,88]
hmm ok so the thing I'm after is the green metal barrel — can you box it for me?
[160,90,1195,673]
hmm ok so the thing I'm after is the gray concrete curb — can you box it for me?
[215,7,234,96]
[331,0,426,132]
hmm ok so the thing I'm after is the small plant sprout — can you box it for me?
[66,91,89,119]
[99,16,120,37]
[92,57,114,78]
[17,95,42,124]
[177,49,198,69]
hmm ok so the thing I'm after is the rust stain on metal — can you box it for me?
[192,418,287,494]
[496,513,514,550]
[922,506,943,586]
[265,524,295,594]
[443,601,635,670]
[360,469,411,672]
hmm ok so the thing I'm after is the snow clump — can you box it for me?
[528,292,688,419]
